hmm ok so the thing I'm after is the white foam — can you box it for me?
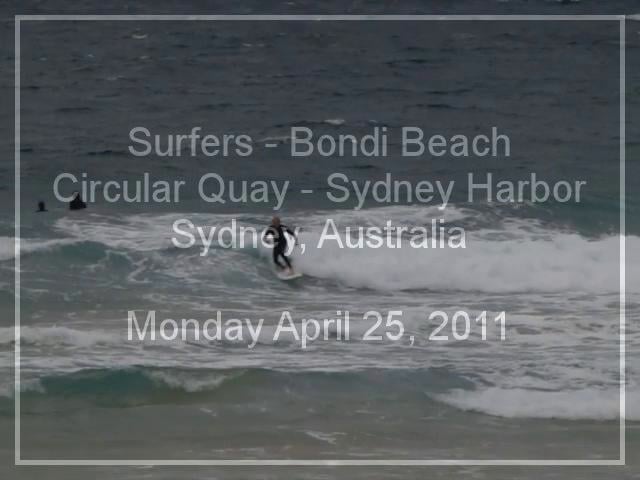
[54,215,173,252]
[0,326,119,347]
[324,118,345,126]
[0,236,80,261]
[49,206,637,295]
[304,430,345,444]
[146,370,236,392]
[434,386,639,420]
[294,228,637,293]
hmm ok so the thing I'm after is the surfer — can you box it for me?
[69,191,87,211]
[263,216,297,273]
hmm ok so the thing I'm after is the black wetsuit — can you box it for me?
[69,195,87,211]
[264,224,295,269]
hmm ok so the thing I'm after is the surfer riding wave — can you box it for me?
[263,216,297,274]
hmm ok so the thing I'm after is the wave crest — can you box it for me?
[433,386,638,420]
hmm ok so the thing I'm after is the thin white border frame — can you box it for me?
[13,14,626,467]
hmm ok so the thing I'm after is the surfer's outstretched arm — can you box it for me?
[283,225,297,244]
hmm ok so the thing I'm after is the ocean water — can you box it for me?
[2,2,640,479]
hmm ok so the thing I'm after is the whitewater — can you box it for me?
[1,204,635,428]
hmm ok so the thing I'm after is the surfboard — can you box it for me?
[276,269,303,281]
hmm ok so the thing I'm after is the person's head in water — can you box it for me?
[37,201,46,212]
[271,216,281,227]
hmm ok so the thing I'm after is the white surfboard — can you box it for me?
[276,269,303,281]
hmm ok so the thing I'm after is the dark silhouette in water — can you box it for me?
[263,216,297,272]
[69,192,87,211]
[36,201,47,212]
